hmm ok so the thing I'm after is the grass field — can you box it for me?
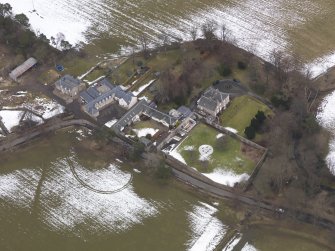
[220,96,272,135]
[175,123,255,174]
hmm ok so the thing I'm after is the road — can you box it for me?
[0,118,97,152]
[172,168,335,232]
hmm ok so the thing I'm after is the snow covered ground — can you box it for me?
[0,156,158,235]
[170,145,250,187]
[132,79,156,97]
[203,169,250,187]
[0,110,24,132]
[241,243,258,251]
[3,0,335,77]
[4,96,64,120]
[317,91,335,175]
[222,234,242,251]
[187,202,227,251]
[31,97,65,119]
[132,128,158,138]
[306,51,335,78]
[5,0,90,45]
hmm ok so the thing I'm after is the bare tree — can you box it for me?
[201,20,217,40]
[269,49,295,83]
[139,34,149,58]
[269,49,284,72]
[157,31,170,52]
[55,32,66,49]
[190,26,198,41]
[220,23,227,41]
[0,3,12,17]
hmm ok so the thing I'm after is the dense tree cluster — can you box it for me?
[0,3,72,63]
[244,111,266,139]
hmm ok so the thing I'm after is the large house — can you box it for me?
[113,100,178,132]
[54,75,84,98]
[197,87,230,117]
[81,79,137,118]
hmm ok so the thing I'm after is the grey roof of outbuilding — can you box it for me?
[9,57,37,80]
[177,106,192,117]
[55,74,81,90]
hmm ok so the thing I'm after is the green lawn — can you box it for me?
[175,123,255,174]
[220,96,272,135]
[133,120,160,130]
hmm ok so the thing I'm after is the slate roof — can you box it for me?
[83,84,136,116]
[80,91,94,103]
[198,96,218,112]
[55,74,81,90]
[113,100,177,132]
[122,92,135,105]
[80,78,116,104]
[177,106,192,118]
[87,87,100,99]
[98,78,115,90]
[198,87,229,113]
[203,87,229,103]
[113,86,127,100]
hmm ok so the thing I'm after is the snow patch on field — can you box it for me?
[222,234,242,251]
[317,91,335,175]
[241,242,258,251]
[6,0,90,45]
[187,202,227,251]
[170,149,187,165]
[0,169,41,208]
[132,79,156,97]
[31,97,65,119]
[4,0,334,76]
[4,96,64,120]
[132,128,158,138]
[306,51,335,78]
[0,110,24,132]
[0,156,159,236]
[202,168,250,187]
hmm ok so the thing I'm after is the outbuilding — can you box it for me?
[9,57,37,81]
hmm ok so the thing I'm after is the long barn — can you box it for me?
[9,57,37,81]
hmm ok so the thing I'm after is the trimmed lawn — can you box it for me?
[176,123,255,174]
[37,69,60,85]
[220,96,272,135]
[133,120,161,130]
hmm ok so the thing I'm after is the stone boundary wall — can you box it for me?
[165,154,222,187]
[0,119,97,152]
[243,149,269,191]
[204,119,266,151]
[204,119,268,189]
